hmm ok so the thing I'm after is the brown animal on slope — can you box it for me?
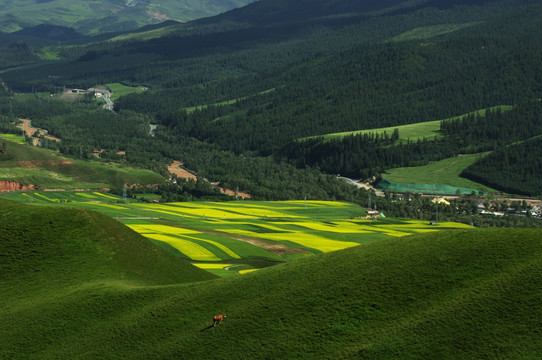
[213,314,226,326]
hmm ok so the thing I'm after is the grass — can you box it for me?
[183,88,276,114]
[381,152,499,193]
[0,139,164,189]
[2,197,542,359]
[302,105,514,142]
[109,24,179,42]
[106,82,147,101]
[390,23,481,42]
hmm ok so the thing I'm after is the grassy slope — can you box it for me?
[382,152,499,192]
[106,82,147,101]
[2,198,541,359]
[390,22,481,42]
[0,139,164,189]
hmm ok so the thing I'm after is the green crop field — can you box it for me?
[0,133,25,144]
[303,105,514,142]
[380,153,499,193]
[1,194,471,275]
[2,198,542,359]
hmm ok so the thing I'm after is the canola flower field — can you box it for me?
[3,191,472,276]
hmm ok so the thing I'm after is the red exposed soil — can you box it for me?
[0,181,36,192]
[12,160,74,168]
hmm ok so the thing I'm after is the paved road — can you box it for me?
[103,93,114,111]
[338,176,385,196]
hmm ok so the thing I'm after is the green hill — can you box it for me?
[0,139,164,190]
[2,198,542,358]
[0,199,216,286]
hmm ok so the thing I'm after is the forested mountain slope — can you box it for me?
[1,0,542,197]
[461,136,542,196]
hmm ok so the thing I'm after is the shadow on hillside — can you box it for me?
[200,324,214,332]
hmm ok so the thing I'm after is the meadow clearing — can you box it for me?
[3,191,472,276]
[106,83,147,101]
[301,105,513,142]
[379,152,499,194]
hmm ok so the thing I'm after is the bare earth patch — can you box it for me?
[168,161,197,181]
[182,225,309,258]
[13,160,74,168]
[17,118,61,145]
[168,161,251,199]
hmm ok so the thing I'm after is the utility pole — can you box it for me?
[436,197,439,225]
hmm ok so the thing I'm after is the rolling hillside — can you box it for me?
[0,138,164,190]
[1,199,542,358]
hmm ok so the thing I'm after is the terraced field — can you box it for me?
[2,192,472,276]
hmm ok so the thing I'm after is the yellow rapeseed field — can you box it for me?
[128,224,240,259]
[181,234,241,259]
[128,224,199,235]
[93,192,118,200]
[142,233,220,261]
[239,269,260,275]
[285,221,370,234]
[33,193,56,202]
[76,192,97,199]
[192,263,232,269]
[90,203,129,210]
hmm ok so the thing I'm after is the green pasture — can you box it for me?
[381,153,499,193]
[2,196,541,359]
[2,194,472,276]
[110,25,179,42]
[106,83,147,101]
[303,105,514,142]
[390,22,481,42]
[0,168,110,189]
